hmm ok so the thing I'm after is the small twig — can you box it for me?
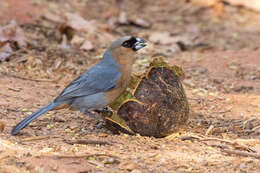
[200,137,235,144]
[0,71,54,82]
[48,153,119,159]
[251,125,260,131]
[213,108,232,114]
[87,160,102,166]
[20,136,50,142]
[8,87,21,92]
[205,125,214,136]
[181,136,200,141]
[199,137,255,152]
[245,118,258,123]
[0,155,9,161]
[209,144,230,150]
[181,135,233,151]
[64,139,111,145]
[221,149,260,159]
[6,108,21,112]
[180,134,256,152]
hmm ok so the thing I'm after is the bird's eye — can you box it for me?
[122,37,137,48]
[122,41,131,47]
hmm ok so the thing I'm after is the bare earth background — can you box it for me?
[0,0,260,172]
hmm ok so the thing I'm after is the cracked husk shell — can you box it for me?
[105,57,189,137]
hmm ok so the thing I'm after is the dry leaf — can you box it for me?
[80,40,94,51]
[0,42,13,61]
[149,32,174,45]
[224,0,260,12]
[0,20,28,61]
[118,11,128,24]
[64,12,97,34]
[0,20,27,46]
[0,122,5,132]
[130,18,152,28]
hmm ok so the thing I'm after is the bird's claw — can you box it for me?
[96,120,104,129]
[84,110,105,128]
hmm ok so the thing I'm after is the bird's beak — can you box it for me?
[133,38,147,51]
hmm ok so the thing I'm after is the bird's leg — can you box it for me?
[81,108,105,128]
[94,107,113,117]
[87,111,105,129]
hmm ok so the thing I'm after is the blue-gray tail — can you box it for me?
[11,101,60,135]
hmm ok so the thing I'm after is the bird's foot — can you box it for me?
[85,111,105,129]
[96,119,104,129]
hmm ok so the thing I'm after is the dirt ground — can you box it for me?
[0,0,260,172]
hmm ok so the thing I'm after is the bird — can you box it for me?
[11,36,146,135]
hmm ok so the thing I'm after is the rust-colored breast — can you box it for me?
[105,47,136,104]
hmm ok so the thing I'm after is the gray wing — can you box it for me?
[54,61,121,102]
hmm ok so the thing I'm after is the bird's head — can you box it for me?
[109,36,147,52]
[105,36,147,67]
